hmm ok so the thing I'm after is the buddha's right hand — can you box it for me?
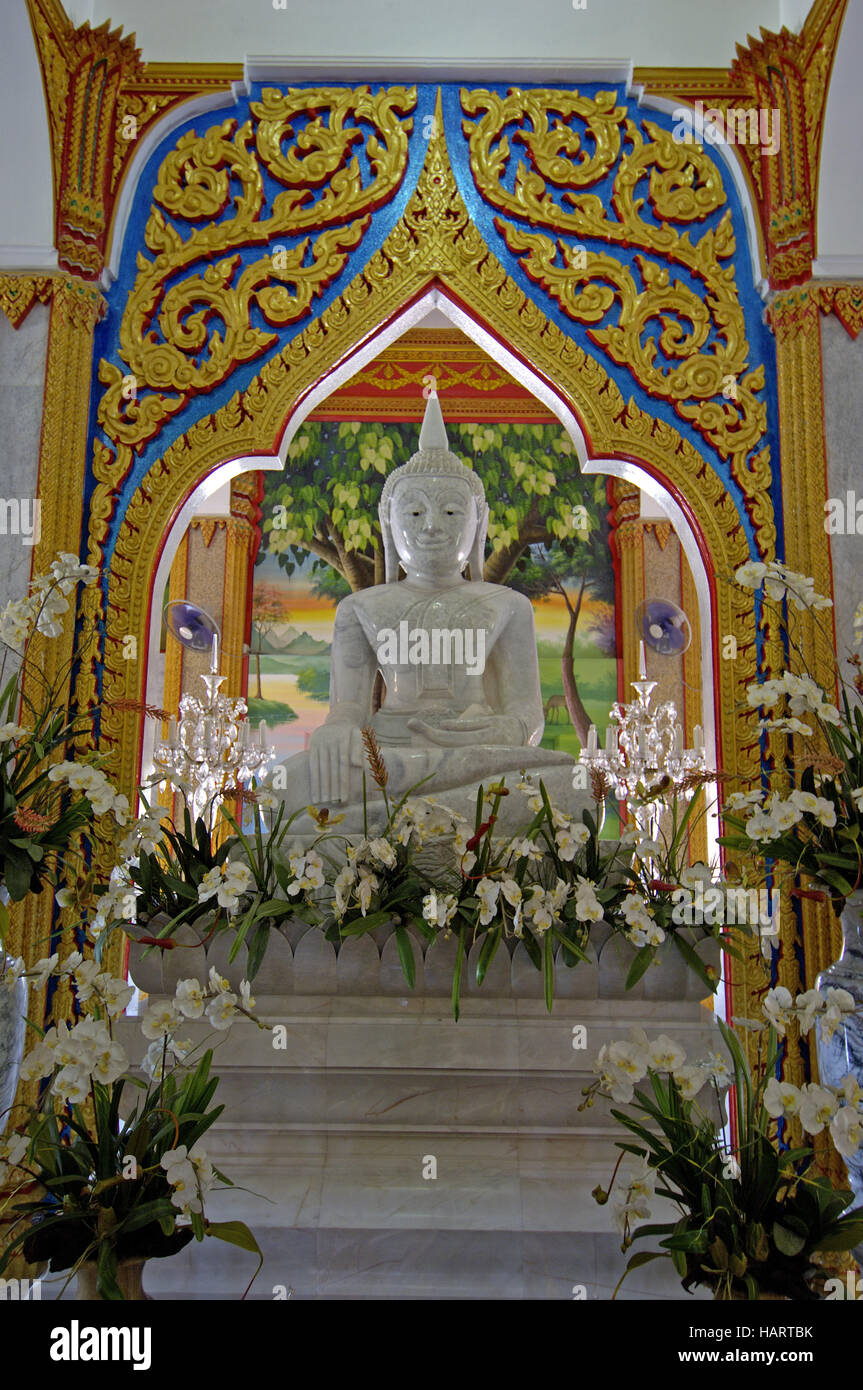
[309,722,364,804]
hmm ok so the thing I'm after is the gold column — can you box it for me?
[0,274,105,1184]
[609,480,643,703]
[769,287,842,986]
[6,276,105,1028]
[162,533,189,719]
[678,546,708,866]
[768,285,844,1178]
[222,473,262,700]
[154,532,189,822]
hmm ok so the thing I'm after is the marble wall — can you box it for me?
[0,306,47,615]
[822,315,863,658]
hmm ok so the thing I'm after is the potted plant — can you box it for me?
[94,788,330,992]
[314,731,617,1018]
[218,792,328,980]
[719,561,861,907]
[435,773,616,1018]
[602,780,752,996]
[94,798,243,994]
[0,554,136,1118]
[588,1001,863,1300]
[0,958,262,1299]
[719,559,863,1226]
[314,733,731,1018]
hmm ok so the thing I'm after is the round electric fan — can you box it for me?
[636,598,692,657]
[163,599,220,653]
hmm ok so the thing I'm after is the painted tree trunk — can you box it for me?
[561,576,590,745]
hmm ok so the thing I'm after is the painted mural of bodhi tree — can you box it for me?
[260,419,613,741]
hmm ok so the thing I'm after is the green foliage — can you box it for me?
[295,665,330,702]
[719,569,863,917]
[261,420,610,590]
[615,788,749,994]
[219,800,324,979]
[0,1051,261,1299]
[308,564,351,603]
[0,670,106,903]
[720,759,857,917]
[245,697,298,724]
[611,1020,863,1300]
[320,775,625,1021]
[111,805,238,944]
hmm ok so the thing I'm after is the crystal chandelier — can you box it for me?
[152,633,276,828]
[579,641,709,835]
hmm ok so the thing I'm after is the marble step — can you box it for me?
[120,992,719,1066]
[130,1226,712,1301]
[185,1130,695,1233]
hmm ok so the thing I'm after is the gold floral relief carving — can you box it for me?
[111,91,178,190]
[812,283,863,341]
[0,274,56,328]
[0,273,106,331]
[190,517,226,548]
[97,85,417,452]
[350,359,513,393]
[460,87,774,557]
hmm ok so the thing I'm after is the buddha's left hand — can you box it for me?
[406,715,525,747]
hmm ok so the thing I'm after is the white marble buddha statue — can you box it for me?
[272,392,587,833]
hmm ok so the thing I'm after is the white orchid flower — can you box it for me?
[647,1035,687,1073]
[830,1106,863,1159]
[763,986,794,1035]
[141,1001,184,1041]
[476,878,501,927]
[798,1084,840,1135]
[205,991,238,1030]
[175,978,205,1019]
[764,1078,801,1118]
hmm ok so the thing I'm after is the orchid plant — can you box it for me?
[720,560,863,912]
[93,734,739,1019]
[588,989,863,1300]
[318,742,623,1018]
[90,792,327,983]
[0,955,263,1298]
[0,557,133,972]
[442,774,618,1017]
[602,782,754,993]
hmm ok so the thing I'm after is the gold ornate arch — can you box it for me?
[80,97,768,1035]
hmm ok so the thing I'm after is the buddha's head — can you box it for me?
[379,392,488,583]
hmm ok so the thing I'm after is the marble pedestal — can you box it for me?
[114,925,719,1301]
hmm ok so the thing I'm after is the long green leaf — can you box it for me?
[206,1221,263,1296]
[452,929,465,1022]
[542,929,554,1013]
[476,927,501,986]
[625,945,654,991]
[394,925,416,989]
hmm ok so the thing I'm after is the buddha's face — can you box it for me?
[389,477,476,575]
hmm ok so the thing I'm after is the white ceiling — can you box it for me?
[69,0,782,68]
